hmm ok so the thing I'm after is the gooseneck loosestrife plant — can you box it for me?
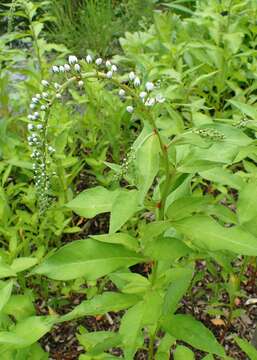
[27,53,257,359]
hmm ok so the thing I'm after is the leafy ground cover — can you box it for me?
[0,0,257,359]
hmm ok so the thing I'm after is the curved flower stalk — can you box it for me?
[28,54,167,212]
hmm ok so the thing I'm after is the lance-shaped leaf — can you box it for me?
[172,215,257,256]
[60,292,140,322]
[32,239,144,280]
[162,314,225,356]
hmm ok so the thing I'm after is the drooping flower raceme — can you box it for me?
[28,55,166,211]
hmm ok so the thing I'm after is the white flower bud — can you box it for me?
[48,146,55,153]
[134,77,140,87]
[36,93,41,99]
[86,54,93,63]
[145,97,155,107]
[95,58,103,66]
[41,105,46,111]
[28,124,34,131]
[37,124,43,130]
[145,81,154,92]
[68,55,78,64]
[30,104,35,109]
[126,105,134,113]
[54,83,61,90]
[106,60,111,67]
[41,80,49,87]
[28,114,34,120]
[56,93,62,99]
[74,63,80,72]
[106,71,113,79]
[129,72,136,81]
[42,92,48,98]
[156,94,165,103]
[59,65,64,73]
[78,80,84,87]
[111,64,117,72]
[52,65,59,73]
[139,91,147,99]
[119,89,125,97]
[34,112,39,118]
[64,64,71,72]
[32,97,39,103]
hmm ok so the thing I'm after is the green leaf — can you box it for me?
[10,258,38,273]
[162,267,193,315]
[0,260,16,279]
[135,132,160,203]
[174,345,195,360]
[61,292,139,322]
[109,190,139,233]
[0,316,56,348]
[237,181,257,224]
[199,168,244,190]
[119,301,144,359]
[166,196,211,220]
[172,215,257,256]
[3,294,35,321]
[155,334,176,360]
[110,273,150,294]
[163,314,225,356]
[0,281,13,312]
[32,239,144,280]
[235,337,257,360]
[145,236,191,261]
[90,233,139,251]
[65,186,118,218]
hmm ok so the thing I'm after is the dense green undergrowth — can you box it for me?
[0,0,257,359]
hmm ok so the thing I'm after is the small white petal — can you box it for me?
[86,54,93,63]
[78,80,84,87]
[32,97,39,103]
[145,81,154,92]
[134,77,140,87]
[41,80,49,87]
[56,93,62,99]
[37,124,43,130]
[64,64,71,71]
[145,98,155,107]
[54,83,60,90]
[59,65,65,72]
[129,71,136,81]
[111,64,117,72]
[95,58,103,66]
[42,92,49,98]
[28,124,34,131]
[139,91,147,99]
[68,55,78,64]
[119,89,125,97]
[41,105,46,111]
[30,104,35,109]
[126,105,134,113]
[52,65,59,73]
[74,63,80,72]
[36,93,41,99]
[156,94,165,103]
[34,112,39,118]
[106,71,113,79]
[106,60,111,67]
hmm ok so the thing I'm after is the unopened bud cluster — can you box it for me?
[194,128,225,141]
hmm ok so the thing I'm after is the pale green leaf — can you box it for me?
[32,239,144,280]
